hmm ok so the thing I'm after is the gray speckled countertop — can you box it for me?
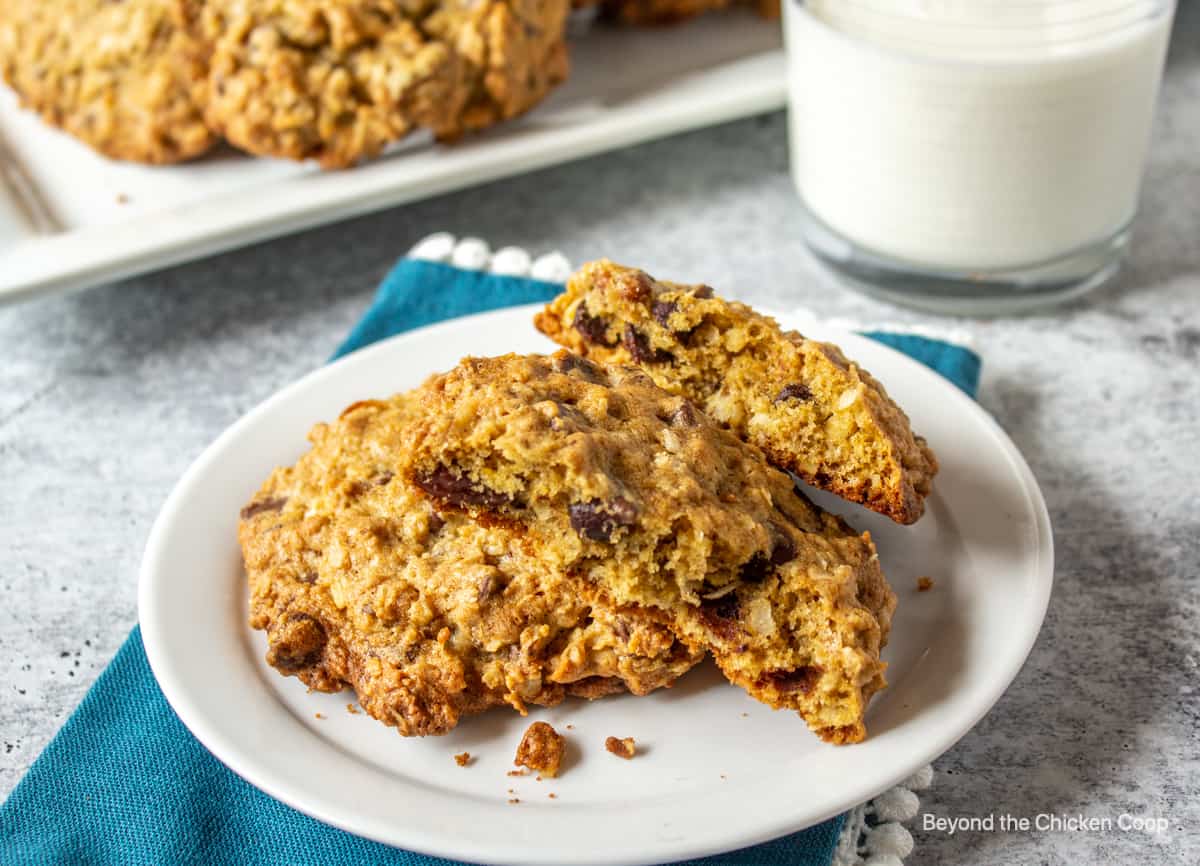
[3,6,1198,865]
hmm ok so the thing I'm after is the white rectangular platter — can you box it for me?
[0,12,784,305]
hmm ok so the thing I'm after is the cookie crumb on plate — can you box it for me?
[515,721,565,777]
[917,576,935,592]
[605,736,636,760]
[454,752,471,767]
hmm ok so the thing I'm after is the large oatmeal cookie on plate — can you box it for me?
[239,392,701,736]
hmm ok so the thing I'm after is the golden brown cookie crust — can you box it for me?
[534,260,938,524]
[404,352,895,742]
[239,393,702,736]
[0,0,216,164]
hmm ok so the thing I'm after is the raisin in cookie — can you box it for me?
[534,260,938,524]
[0,0,215,163]
[404,353,895,743]
[239,393,701,736]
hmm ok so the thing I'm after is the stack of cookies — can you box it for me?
[0,0,774,168]
[239,260,937,744]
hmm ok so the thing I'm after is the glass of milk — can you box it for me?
[783,0,1176,314]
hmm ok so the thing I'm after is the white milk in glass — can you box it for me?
[783,1,1175,313]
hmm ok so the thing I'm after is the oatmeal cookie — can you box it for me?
[0,0,215,163]
[424,0,569,140]
[239,393,701,736]
[534,261,938,524]
[404,353,895,742]
[201,0,568,167]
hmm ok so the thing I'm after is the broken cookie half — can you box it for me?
[238,392,702,737]
[404,352,895,743]
[534,260,938,524]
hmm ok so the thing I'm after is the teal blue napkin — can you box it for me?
[0,258,980,866]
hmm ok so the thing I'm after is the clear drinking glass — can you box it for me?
[783,0,1176,314]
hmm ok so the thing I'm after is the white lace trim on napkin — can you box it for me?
[408,233,974,350]
[831,765,932,866]
[408,232,573,284]
[406,233,937,866]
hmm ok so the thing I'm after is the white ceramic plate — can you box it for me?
[139,305,1053,866]
[0,13,783,305]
